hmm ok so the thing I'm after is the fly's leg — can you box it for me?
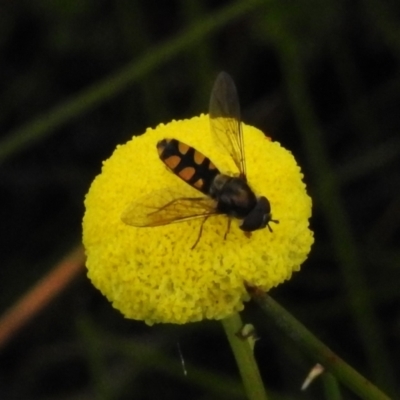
[223,218,232,240]
[191,217,209,249]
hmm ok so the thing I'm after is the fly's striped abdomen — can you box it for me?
[157,139,220,195]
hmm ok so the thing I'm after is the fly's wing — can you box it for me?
[209,71,246,178]
[121,188,218,227]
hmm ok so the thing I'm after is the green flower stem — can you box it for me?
[248,289,391,400]
[322,373,342,400]
[222,312,269,400]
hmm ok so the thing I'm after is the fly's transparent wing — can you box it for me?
[121,188,218,227]
[209,71,246,178]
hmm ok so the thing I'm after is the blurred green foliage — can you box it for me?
[0,0,399,399]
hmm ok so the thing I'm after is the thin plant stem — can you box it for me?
[221,312,269,400]
[322,373,343,400]
[248,289,391,400]
[0,245,85,349]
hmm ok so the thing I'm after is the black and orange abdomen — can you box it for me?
[157,139,220,195]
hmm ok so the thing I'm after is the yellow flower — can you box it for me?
[82,114,313,324]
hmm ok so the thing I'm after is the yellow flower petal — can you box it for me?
[82,114,313,324]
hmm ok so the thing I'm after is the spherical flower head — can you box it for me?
[82,114,313,324]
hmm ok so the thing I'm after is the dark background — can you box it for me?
[1,0,399,399]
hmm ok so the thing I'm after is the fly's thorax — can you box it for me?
[209,174,230,197]
[211,174,258,218]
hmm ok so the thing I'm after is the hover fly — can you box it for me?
[121,72,278,248]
